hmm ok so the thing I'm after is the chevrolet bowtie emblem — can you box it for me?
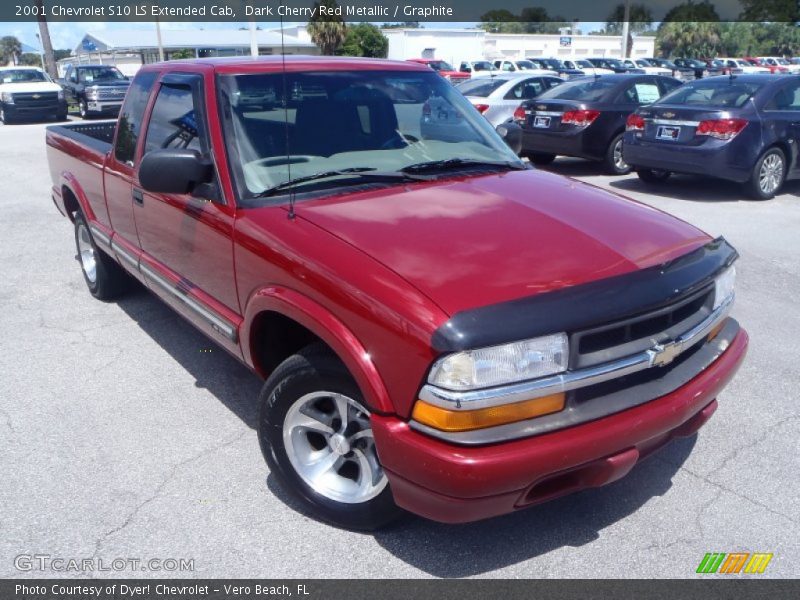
[536,104,546,110]
[649,341,683,367]
[662,111,676,118]
[32,93,41,99]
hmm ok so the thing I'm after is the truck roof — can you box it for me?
[141,55,430,75]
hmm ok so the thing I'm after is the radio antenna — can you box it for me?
[280,15,295,220]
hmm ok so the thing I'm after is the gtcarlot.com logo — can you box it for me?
[14,554,194,573]
[696,552,773,574]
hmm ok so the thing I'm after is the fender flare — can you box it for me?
[242,286,394,414]
[59,171,94,222]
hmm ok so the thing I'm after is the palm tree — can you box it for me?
[1,36,22,66]
[35,0,57,78]
[307,0,347,56]
[657,21,720,58]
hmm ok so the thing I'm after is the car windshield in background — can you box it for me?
[537,78,617,102]
[471,61,496,71]
[456,78,509,96]
[602,59,625,68]
[1,69,48,83]
[78,67,126,82]
[541,59,564,70]
[219,70,522,202]
[658,79,762,108]
[515,60,536,70]
[575,60,595,69]
[427,61,453,72]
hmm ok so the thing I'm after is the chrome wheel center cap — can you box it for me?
[328,433,350,456]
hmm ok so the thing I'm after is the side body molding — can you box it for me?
[241,286,394,414]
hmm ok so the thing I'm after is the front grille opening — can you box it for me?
[572,339,706,404]
[576,288,713,357]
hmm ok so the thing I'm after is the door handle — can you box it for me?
[132,188,144,206]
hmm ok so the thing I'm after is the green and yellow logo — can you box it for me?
[697,552,773,574]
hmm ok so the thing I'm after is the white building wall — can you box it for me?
[383,28,655,63]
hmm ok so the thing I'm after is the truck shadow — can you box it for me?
[116,285,263,429]
[370,435,696,577]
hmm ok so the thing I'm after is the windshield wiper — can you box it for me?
[400,158,528,174]
[252,167,431,198]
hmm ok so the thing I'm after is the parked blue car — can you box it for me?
[623,75,800,199]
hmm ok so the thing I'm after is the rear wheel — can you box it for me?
[258,346,402,530]
[747,148,785,200]
[74,211,129,301]
[636,168,671,183]
[526,152,556,165]
[604,133,631,175]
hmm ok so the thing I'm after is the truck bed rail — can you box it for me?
[46,121,116,154]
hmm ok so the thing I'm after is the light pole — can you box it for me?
[620,0,631,59]
[35,33,45,71]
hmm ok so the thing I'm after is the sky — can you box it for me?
[0,21,607,53]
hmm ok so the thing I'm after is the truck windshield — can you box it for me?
[78,67,126,83]
[218,69,522,202]
[1,69,49,83]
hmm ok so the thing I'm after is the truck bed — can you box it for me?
[46,121,116,154]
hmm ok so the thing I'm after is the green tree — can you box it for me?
[717,22,757,57]
[381,22,420,29]
[307,0,347,56]
[661,1,720,22]
[657,21,721,58]
[341,23,388,58]
[739,0,800,22]
[605,4,653,35]
[1,36,22,65]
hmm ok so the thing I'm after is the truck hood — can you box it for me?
[298,169,710,316]
[0,82,62,94]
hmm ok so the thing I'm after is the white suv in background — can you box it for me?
[622,59,672,76]
[561,59,614,76]
[458,60,500,78]
[0,67,67,124]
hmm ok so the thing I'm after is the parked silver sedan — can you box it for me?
[456,73,564,127]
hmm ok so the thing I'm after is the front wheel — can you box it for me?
[258,346,402,530]
[79,100,90,119]
[526,152,556,165]
[604,133,632,175]
[0,104,12,124]
[636,168,671,183]
[747,148,785,200]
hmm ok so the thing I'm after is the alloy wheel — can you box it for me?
[613,138,628,172]
[76,222,97,284]
[759,153,784,195]
[283,391,387,504]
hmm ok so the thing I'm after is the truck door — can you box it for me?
[133,72,241,354]
[103,69,158,270]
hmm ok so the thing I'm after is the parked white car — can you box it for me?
[493,59,559,77]
[0,66,67,124]
[456,73,564,127]
[457,60,500,78]
[718,59,770,74]
[561,59,614,76]
[622,59,672,76]
[757,57,800,74]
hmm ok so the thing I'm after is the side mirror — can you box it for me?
[496,121,523,155]
[139,149,213,195]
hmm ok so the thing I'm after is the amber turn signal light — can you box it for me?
[708,318,729,342]
[412,393,566,433]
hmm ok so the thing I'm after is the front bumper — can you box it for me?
[3,99,67,120]
[373,326,748,523]
[521,128,604,160]
[85,100,123,115]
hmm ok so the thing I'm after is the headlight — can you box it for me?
[86,88,99,99]
[428,333,569,391]
[713,265,736,309]
[57,89,65,101]
[1,92,14,104]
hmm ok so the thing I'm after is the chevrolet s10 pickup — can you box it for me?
[46,56,748,530]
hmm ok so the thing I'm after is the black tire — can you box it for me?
[258,345,403,531]
[636,168,671,183]
[73,211,129,301]
[604,133,632,175]
[747,147,786,200]
[526,152,556,165]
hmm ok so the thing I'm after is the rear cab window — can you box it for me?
[658,80,763,108]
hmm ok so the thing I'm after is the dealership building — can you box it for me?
[61,25,654,77]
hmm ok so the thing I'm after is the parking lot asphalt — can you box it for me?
[1,119,798,579]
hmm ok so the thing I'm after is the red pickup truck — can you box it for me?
[46,56,747,530]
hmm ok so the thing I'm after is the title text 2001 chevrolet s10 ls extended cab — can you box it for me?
[46,57,748,530]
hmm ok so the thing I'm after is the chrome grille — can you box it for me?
[570,286,715,369]
[12,92,58,107]
[95,87,128,100]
